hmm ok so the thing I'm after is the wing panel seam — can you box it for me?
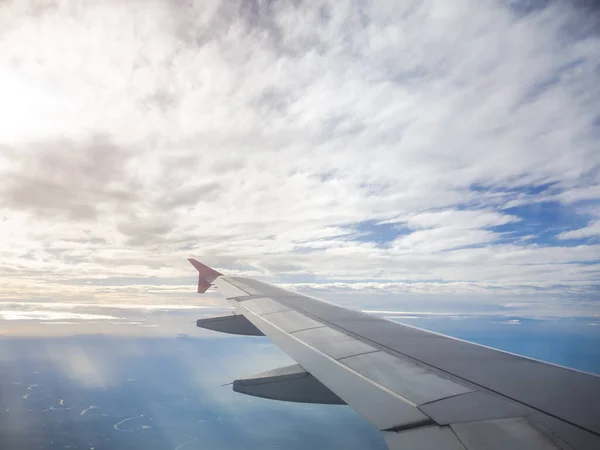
[288,325,327,333]
[336,349,383,361]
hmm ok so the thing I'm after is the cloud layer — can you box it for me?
[0,0,599,315]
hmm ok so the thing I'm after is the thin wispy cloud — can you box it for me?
[0,310,120,321]
[0,0,599,315]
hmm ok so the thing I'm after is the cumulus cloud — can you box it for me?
[0,0,599,315]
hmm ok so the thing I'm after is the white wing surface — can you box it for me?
[189,259,600,450]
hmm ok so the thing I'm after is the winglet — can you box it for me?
[188,258,223,293]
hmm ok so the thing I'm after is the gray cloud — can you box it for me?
[0,137,137,219]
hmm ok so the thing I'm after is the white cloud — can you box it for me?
[0,0,598,315]
[363,310,463,316]
[0,310,120,321]
[558,219,600,240]
[0,301,230,310]
[384,316,421,320]
[557,186,600,204]
[401,210,520,230]
[501,319,521,325]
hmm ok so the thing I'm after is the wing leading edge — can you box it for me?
[189,259,600,450]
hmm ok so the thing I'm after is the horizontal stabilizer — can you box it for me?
[196,314,264,336]
[233,364,345,405]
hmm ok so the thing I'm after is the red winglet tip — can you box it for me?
[188,258,223,279]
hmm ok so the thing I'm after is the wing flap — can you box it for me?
[233,364,345,405]
[196,314,264,336]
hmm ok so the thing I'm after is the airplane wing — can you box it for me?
[189,259,600,450]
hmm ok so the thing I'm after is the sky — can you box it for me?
[0,0,599,317]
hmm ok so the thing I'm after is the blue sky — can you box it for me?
[0,0,598,318]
